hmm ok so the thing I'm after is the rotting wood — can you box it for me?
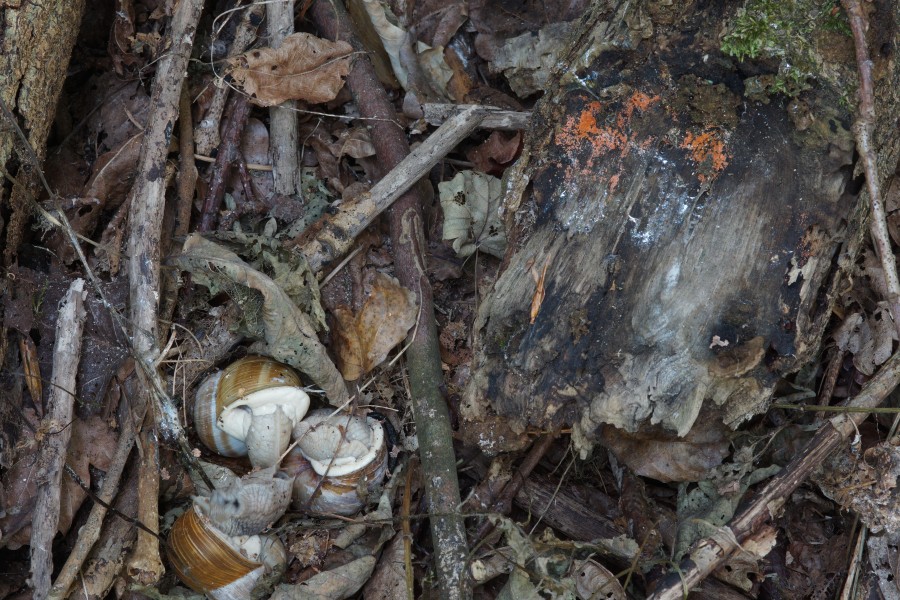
[309,2,471,598]
[461,0,887,465]
[29,278,86,600]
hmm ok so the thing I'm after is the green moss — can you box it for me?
[721,0,849,98]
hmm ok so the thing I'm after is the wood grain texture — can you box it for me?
[463,0,867,457]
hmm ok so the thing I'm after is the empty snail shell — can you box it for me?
[167,503,287,600]
[194,355,310,467]
[192,466,294,537]
[283,409,388,516]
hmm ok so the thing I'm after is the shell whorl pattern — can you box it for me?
[285,410,388,516]
[167,503,288,599]
[194,371,248,457]
[167,504,262,594]
[193,356,308,463]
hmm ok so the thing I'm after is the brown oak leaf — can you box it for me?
[332,272,418,380]
[229,33,352,106]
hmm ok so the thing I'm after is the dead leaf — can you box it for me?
[328,126,376,159]
[271,555,377,600]
[599,421,731,483]
[487,22,574,97]
[60,416,118,534]
[439,170,507,258]
[331,272,418,380]
[467,130,522,175]
[229,33,352,106]
[363,534,408,599]
[834,307,896,376]
[173,234,349,405]
[0,416,117,549]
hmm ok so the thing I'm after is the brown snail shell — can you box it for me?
[194,356,309,467]
[284,410,388,516]
[167,503,286,599]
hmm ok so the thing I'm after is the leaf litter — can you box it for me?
[0,0,898,598]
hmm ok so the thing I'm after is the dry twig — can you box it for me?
[48,398,142,599]
[30,279,86,600]
[842,0,900,339]
[268,0,301,196]
[309,2,471,597]
[297,105,486,273]
[647,350,900,600]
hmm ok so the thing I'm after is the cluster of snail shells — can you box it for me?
[170,356,389,595]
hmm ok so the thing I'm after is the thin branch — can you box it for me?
[30,279,86,600]
[842,0,900,339]
[295,105,486,273]
[647,349,900,600]
[309,2,471,598]
[48,397,143,599]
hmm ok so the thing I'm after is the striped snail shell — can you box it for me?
[167,503,287,600]
[283,409,388,516]
[194,355,310,467]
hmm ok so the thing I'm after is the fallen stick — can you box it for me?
[124,0,205,585]
[198,92,251,232]
[194,3,265,156]
[30,278,87,600]
[48,398,140,599]
[296,104,486,274]
[417,103,530,131]
[310,2,471,598]
[842,0,900,340]
[647,349,900,600]
[268,0,300,196]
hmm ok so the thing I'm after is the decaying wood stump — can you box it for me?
[462,0,900,468]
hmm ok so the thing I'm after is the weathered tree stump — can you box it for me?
[462,0,900,470]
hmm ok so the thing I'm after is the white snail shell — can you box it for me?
[194,356,310,467]
[192,466,294,537]
[167,503,287,600]
[283,409,388,516]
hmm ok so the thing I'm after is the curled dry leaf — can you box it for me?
[834,306,896,376]
[332,272,418,380]
[572,558,626,600]
[271,555,377,600]
[229,33,352,106]
[173,234,349,406]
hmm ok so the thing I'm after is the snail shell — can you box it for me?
[194,356,310,467]
[192,466,294,537]
[167,503,286,599]
[284,409,388,516]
